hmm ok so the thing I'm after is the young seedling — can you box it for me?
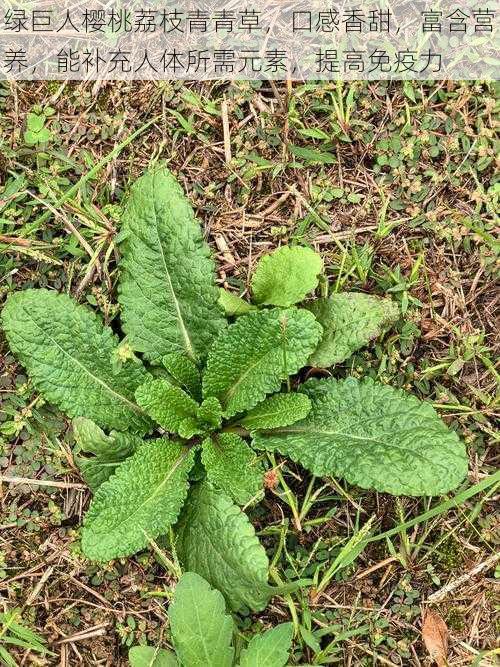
[128,571,294,667]
[1,168,468,612]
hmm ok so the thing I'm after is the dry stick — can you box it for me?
[67,575,110,607]
[69,641,83,662]
[32,115,161,228]
[76,248,102,295]
[221,98,232,164]
[56,624,109,645]
[215,233,235,266]
[427,552,500,603]
[0,558,59,589]
[355,556,399,580]
[255,191,291,217]
[315,226,378,243]
[0,476,86,490]
[0,235,32,247]
[60,643,67,667]
[25,566,54,607]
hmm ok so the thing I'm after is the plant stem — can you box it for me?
[221,425,250,436]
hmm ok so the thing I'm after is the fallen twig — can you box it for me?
[427,552,500,603]
[0,476,86,490]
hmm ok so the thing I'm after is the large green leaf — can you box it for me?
[129,646,178,667]
[238,623,293,667]
[201,434,264,505]
[118,168,226,364]
[307,293,399,367]
[175,483,271,612]
[73,417,142,491]
[169,572,234,667]
[1,289,150,432]
[251,246,323,307]
[253,377,468,496]
[82,439,194,561]
[203,308,322,417]
[239,393,312,431]
[135,377,200,438]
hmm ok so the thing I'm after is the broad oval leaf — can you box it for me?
[239,393,312,431]
[202,308,322,417]
[175,482,271,612]
[251,246,323,307]
[238,623,294,667]
[1,289,150,432]
[307,293,399,367]
[201,434,264,506]
[118,168,226,364]
[129,646,178,667]
[169,572,234,667]
[253,377,468,496]
[82,439,194,561]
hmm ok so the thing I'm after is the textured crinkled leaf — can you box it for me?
[1,289,150,432]
[307,293,399,367]
[201,434,264,506]
[135,378,200,436]
[251,246,323,307]
[197,397,223,430]
[238,623,293,667]
[253,377,468,496]
[73,417,142,491]
[163,352,202,401]
[129,646,178,667]
[82,439,194,561]
[203,308,322,417]
[177,417,202,440]
[240,393,312,431]
[175,483,271,612]
[169,572,234,667]
[118,169,226,364]
[218,288,256,316]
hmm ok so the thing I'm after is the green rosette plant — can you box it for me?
[1,168,468,613]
